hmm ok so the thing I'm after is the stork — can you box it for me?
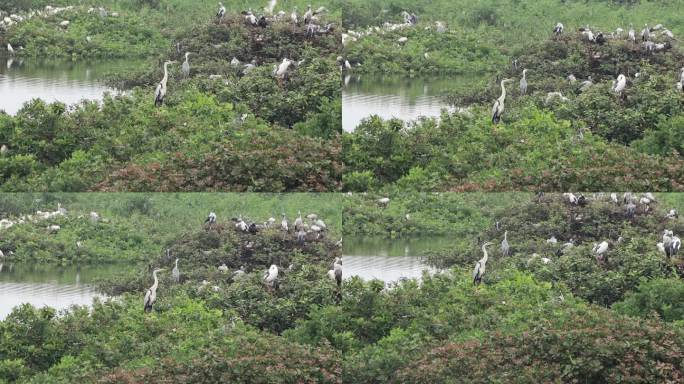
[553,22,563,36]
[216,2,226,20]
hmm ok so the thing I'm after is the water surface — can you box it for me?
[0,263,117,319]
[0,58,133,115]
[343,236,453,283]
[342,75,456,132]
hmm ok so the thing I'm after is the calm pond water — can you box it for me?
[343,236,453,283]
[0,263,117,319]
[0,58,133,115]
[342,75,455,132]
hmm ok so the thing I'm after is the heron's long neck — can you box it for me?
[162,64,169,85]
[175,259,178,267]
[482,245,489,263]
[504,232,507,240]
[499,81,507,100]
[152,271,159,290]
[522,71,526,80]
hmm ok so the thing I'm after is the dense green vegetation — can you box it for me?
[343,0,683,75]
[3,193,684,382]
[343,0,684,191]
[1,3,343,191]
[0,193,342,264]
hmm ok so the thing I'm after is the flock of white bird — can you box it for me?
[472,192,681,285]
[493,21,683,124]
[142,209,340,312]
[152,2,331,107]
[2,5,120,55]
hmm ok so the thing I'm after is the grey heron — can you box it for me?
[579,76,593,92]
[378,197,390,207]
[294,211,303,230]
[491,79,513,124]
[181,52,191,78]
[610,193,618,204]
[291,7,298,25]
[304,5,313,24]
[297,229,306,245]
[205,211,217,224]
[329,257,342,287]
[172,258,180,283]
[641,24,650,41]
[519,69,528,96]
[6,43,14,56]
[154,60,176,107]
[625,202,636,218]
[143,268,165,313]
[473,242,492,285]
[218,263,228,272]
[628,24,635,42]
[501,231,510,257]
[232,266,246,279]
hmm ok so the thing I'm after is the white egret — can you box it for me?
[264,264,279,291]
[519,69,528,96]
[592,241,609,264]
[612,74,626,95]
[205,211,217,224]
[7,43,14,56]
[275,58,293,80]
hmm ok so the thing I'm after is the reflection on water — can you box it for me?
[0,263,116,319]
[342,75,460,132]
[0,58,133,115]
[343,236,453,283]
